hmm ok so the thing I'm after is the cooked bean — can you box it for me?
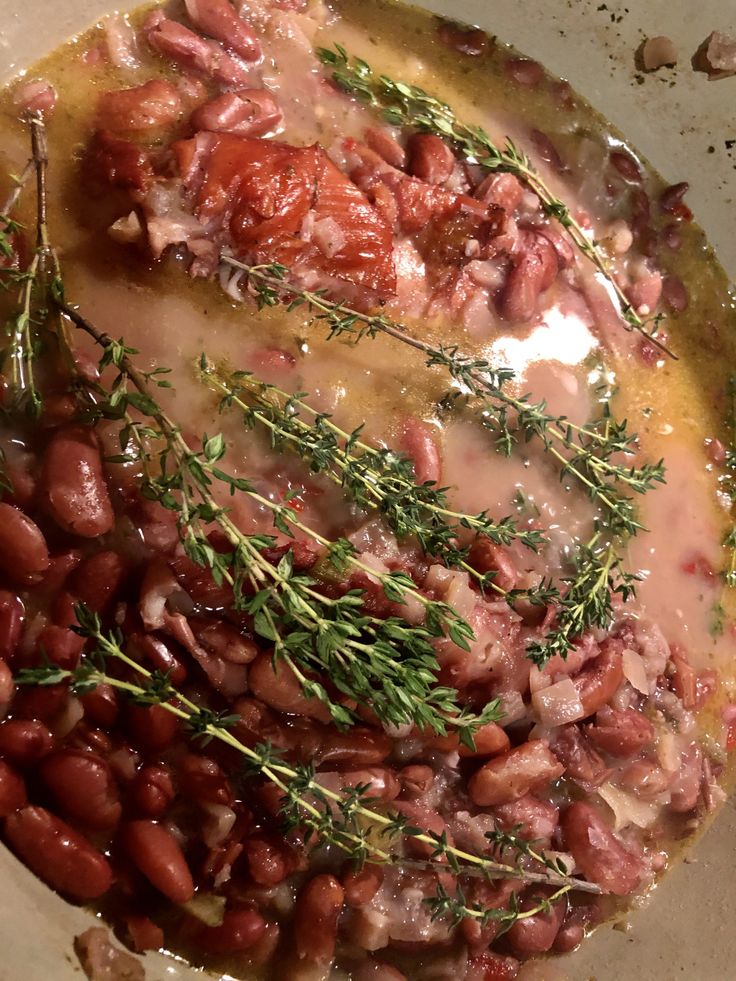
[0,759,27,815]
[437,20,490,56]
[68,550,125,614]
[12,683,68,724]
[133,633,187,686]
[0,718,54,764]
[505,57,543,86]
[194,620,258,664]
[552,726,609,789]
[407,133,455,185]
[507,887,567,954]
[398,764,434,799]
[124,915,165,953]
[659,181,692,220]
[40,427,114,538]
[561,801,642,895]
[80,683,119,729]
[316,727,392,766]
[5,806,113,899]
[364,126,406,169]
[553,904,597,953]
[530,129,565,172]
[0,661,14,713]
[573,642,624,717]
[243,832,298,886]
[40,748,121,829]
[469,740,565,806]
[398,416,442,486]
[248,652,331,722]
[125,702,179,751]
[619,759,672,799]
[342,863,384,907]
[177,753,233,805]
[191,89,282,138]
[493,794,559,843]
[467,538,518,593]
[587,706,654,757]
[194,907,268,954]
[0,591,24,662]
[610,150,641,183]
[500,233,558,322]
[123,820,194,903]
[662,273,689,312]
[183,0,262,62]
[130,765,175,818]
[0,502,50,577]
[294,874,345,964]
[669,744,702,812]
[36,624,85,670]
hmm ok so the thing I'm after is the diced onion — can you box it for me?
[597,781,659,831]
[180,893,226,927]
[532,677,585,727]
[51,696,84,738]
[202,802,237,848]
[622,647,649,694]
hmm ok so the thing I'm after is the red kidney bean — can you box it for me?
[610,150,641,183]
[335,766,400,801]
[530,129,565,172]
[194,906,267,954]
[661,223,683,251]
[68,550,125,614]
[407,133,455,185]
[500,233,558,322]
[587,706,654,757]
[553,904,597,953]
[130,765,175,818]
[132,633,187,687]
[243,831,299,886]
[36,624,85,670]
[552,726,610,790]
[40,748,121,830]
[390,801,448,860]
[123,820,194,903]
[5,806,113,899]
[398,764,434,799]
[125,915,164,953]
[507,887,567,954]
[505,57,543,86]
[0,591,24,662]
[429,720,511,758]
[342,863,384,907]
[493,794,559,843]
[0,502,50,578]
[183,0,262,62]
[68,724,114,758]
[0,718,54,764]
[248,653,331,722]
[39,426,114,538]
[353,963,407,981]
[316,727,392,766]
[659,181,692,221]
[364,126,406,169]
[619,759,672,799]
[669,744,702,812]
[125,702,179,752]
[97,79,182,132]
[573,642,624,717]
[194,621,258,664]
[80,683,119,729]
[467,538,518,592]
[12,684,69,724]
[177,753,233,805]
[294,874,345,964]
[398,416,442,486]
[561,801,642,895]
[465,953,520,981]
[191,89,282,138]
[0,660,14,713]
[437,20,490,56]
[662,273,689,312]
[0,759,27,815]
[469,740,565,806]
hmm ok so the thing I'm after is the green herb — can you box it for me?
[317,44,675,361]
[201,357,545,596]
[15,606,601,930]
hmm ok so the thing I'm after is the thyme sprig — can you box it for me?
[221,257,665,541]
[56,297,501,738]
[316,44,675,361]
[200,357,545,595]
[15,605,601,923]
[526,536,639,668]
